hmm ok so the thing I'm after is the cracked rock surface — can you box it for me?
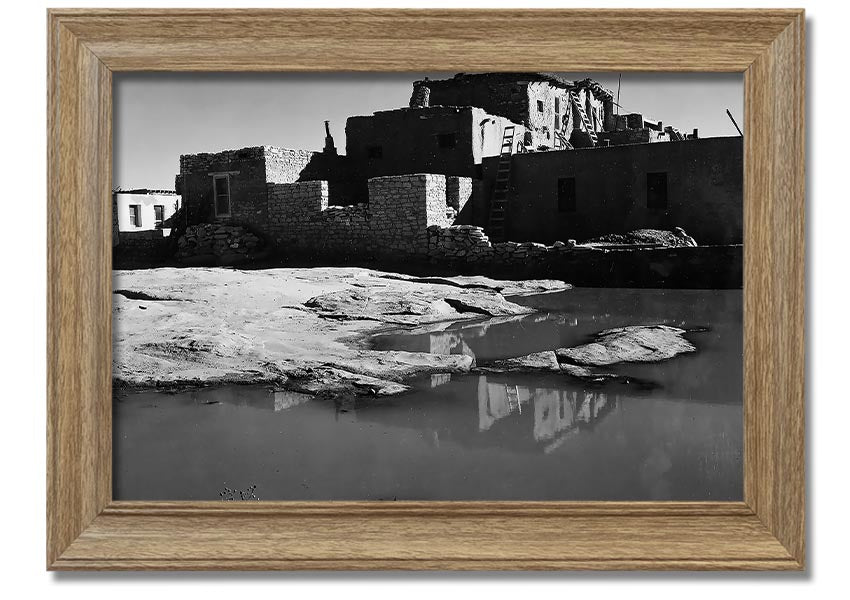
[112,266,568,395]
[478,325,697,383]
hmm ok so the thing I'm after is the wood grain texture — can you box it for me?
[46,9,806,571]
[743,10,806,567]
[47,12,112,568]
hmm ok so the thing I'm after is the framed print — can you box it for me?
[47,8,805,570]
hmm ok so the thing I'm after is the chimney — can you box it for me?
[323,120,337,156]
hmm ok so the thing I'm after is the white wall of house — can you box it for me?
[114,192,181,234]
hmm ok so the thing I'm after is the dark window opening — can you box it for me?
[367,145,383,159]
[213,174,231,216]
[647,172,668,209]
[557,177,576,213]
[437,133,457,149]
[554,97,561,114]
[537,100,544,113]
[153,205,164,227]
[129,204,141,227]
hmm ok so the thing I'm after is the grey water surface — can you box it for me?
[113,288,742,501]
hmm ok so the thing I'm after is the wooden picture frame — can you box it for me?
[47,8,805,571]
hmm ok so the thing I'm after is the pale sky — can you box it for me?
[114,72,743,190]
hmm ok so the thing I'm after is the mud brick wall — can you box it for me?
[596,129,670,146]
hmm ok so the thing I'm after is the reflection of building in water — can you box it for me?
[430,373,452,388]
[477,376,616,452]
[429,330,476,361]
[273,390,312,411]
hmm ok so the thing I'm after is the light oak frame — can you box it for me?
[47,9,805,570]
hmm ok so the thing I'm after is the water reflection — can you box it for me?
[113,288,743,501]
[479,377,617,453]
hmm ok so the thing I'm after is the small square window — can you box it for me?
[129,204,141,227]
[367,145,383,159]
[647,172,668,209]
[437,133,457,149]
[557,177,576,213]
[154,205,164,227]
[537,100,544,113]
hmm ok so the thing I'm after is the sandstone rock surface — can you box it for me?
[112,266,567,395]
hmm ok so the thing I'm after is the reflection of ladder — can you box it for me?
[505,384,521,414]
[487,125,515,243]
[569,90,598,146]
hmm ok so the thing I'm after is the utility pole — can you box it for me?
[726,109,743,136]
[616,73,621,126]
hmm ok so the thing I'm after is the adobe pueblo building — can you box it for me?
[171,73,743,287]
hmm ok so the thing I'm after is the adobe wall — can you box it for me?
[345,108,478,202]
[424,74,531,128]
[493,136,743,245]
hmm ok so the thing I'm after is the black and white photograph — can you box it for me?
[111,71,744,502]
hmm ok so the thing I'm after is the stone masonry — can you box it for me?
[267,174,453,258]
[446,176,472,213]
[262,172,584,270]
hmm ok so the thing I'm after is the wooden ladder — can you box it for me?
[569,90,598,146]
[554,130,573,150]
[487,125,515,242]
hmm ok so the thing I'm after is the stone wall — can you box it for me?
[263,147,318,184]
[177,146,269,230]
[267,174,454,258]
[368,174,451,254]
[425,224,576,266]
[175,223,263,263]
[115,229,172,262]
[446,176,473,213]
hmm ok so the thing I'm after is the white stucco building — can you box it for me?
[113,189,181,234]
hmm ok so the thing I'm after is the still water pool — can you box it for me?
[114,288,742,501]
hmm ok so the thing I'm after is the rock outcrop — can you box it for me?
[478,325,697,382]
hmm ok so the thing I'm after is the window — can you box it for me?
[646,172,668,209]
[557,177,576,213]
[437,133,457,149]
[554,97,560,114]
[213,174,231,216]
[537,100,544,113]
[367,145,383,159]
[153,205,164,227]
[128,204,141,227]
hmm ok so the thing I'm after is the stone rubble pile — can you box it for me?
[427,225,577,265]
[176,223,262,260]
